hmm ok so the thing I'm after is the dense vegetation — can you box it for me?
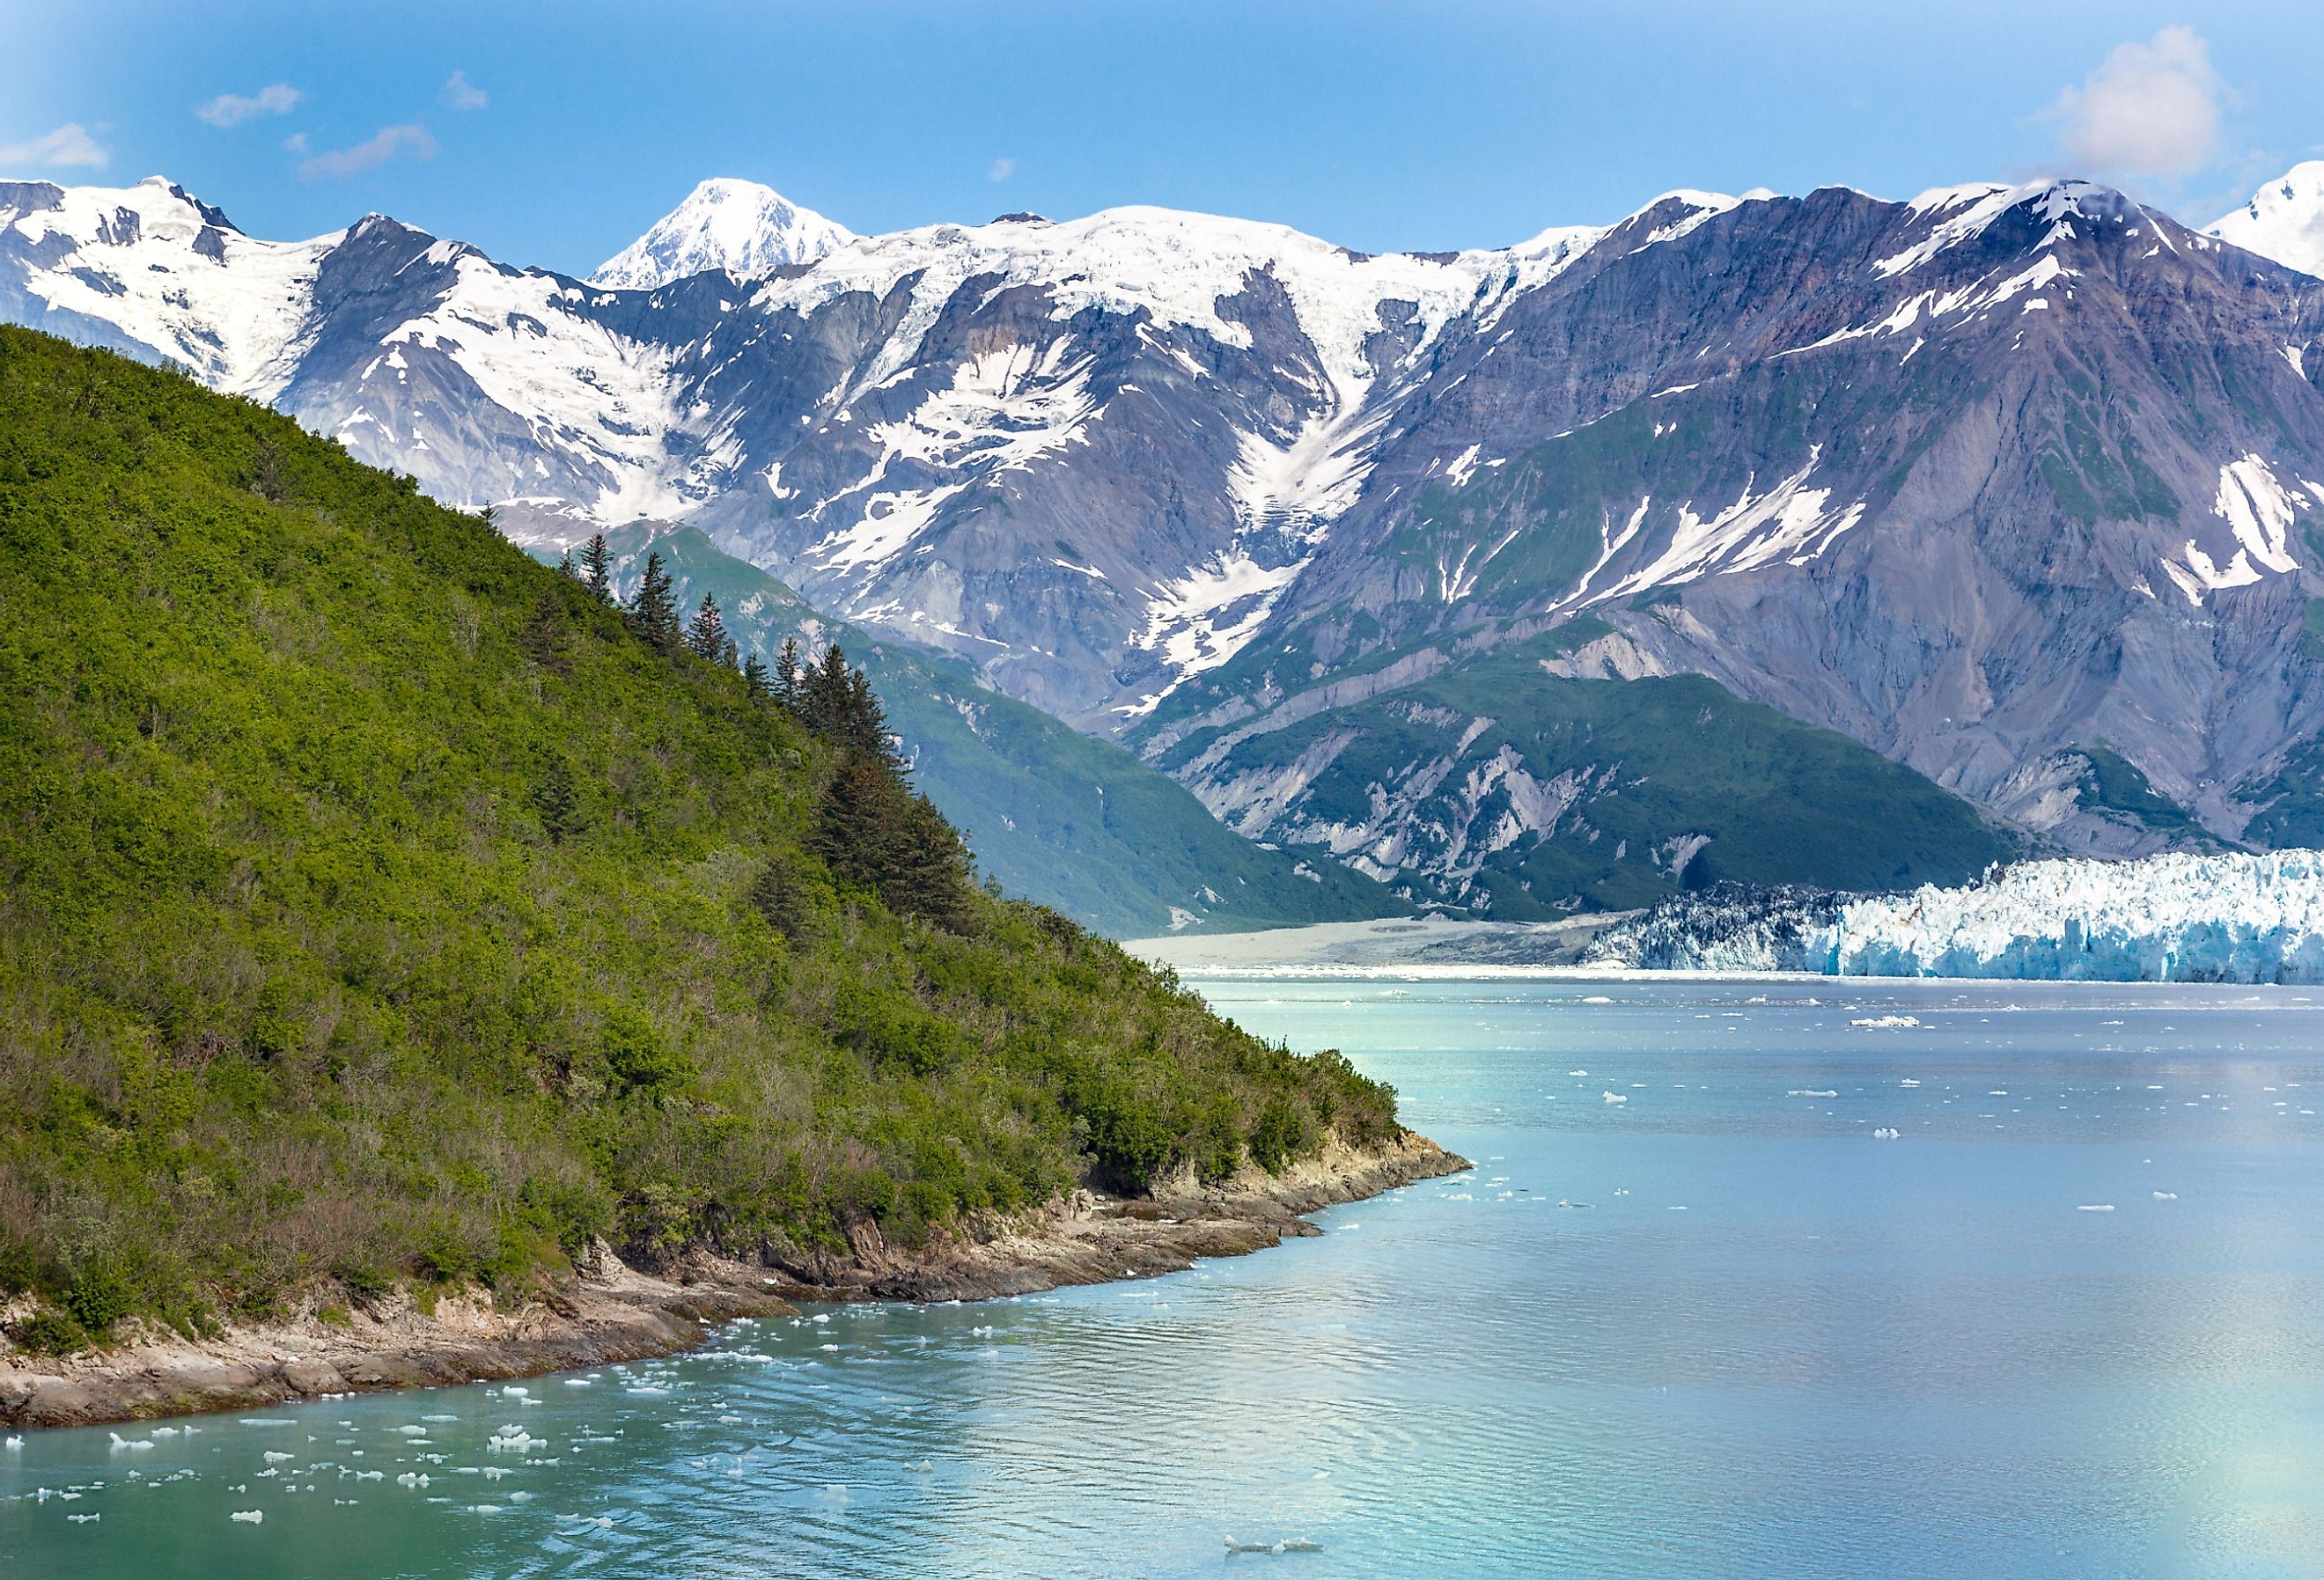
[0,328,1398,1349]
[541,524,1404,938]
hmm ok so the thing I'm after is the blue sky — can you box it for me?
[5,2,2321,275]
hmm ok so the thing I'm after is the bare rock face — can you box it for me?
[10,173,2324,895]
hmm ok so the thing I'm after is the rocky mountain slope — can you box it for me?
[9,166,2324,908]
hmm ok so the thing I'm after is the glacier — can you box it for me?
[2208,160,2324,280]
[1806,851,2324,983]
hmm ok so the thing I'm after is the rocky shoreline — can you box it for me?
[0,1131,1465,1431]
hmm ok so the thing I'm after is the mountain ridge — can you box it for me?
[8,166,2324,905]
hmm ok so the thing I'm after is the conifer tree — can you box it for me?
[741,652,770,700]
[886,792,975,931]
[801,643,854,739]
[580,533,614,605]
[748,852,810,941]
[630,551,680,653]
[774,637,802,714]
[557,548,577,580]
[807,747,901,890]
[533,761,585,844]
[523,583,570,672]
[685,592,730,661]
[243,437,294,503]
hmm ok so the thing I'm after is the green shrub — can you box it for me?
[8,1310,89,1355]
[63,1260,136,1335]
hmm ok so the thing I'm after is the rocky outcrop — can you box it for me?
[0,1133,1465,1431]
[764,1131,1467,1302]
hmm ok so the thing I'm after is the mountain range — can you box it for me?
[8,162,2324,921]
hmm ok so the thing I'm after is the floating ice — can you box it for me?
[230,1510,263,1525]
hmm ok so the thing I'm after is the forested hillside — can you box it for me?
[526,521,1403,937]
[0,328,1396,1349]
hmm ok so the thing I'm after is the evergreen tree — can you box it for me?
[580,533,614,605]
[774,637,803,714]
[842,665,901,768]
[243,437,292,504]
[720,636,740,671]
[885,792,975,931]
[807,747,902,891]
[741,651,770,700]
[685,592,730,661]
[629,551,680,653]
[523,583,570,672]
[556,548,577,580]
[800,643,853,739]
[532,760,585,844]
[747,852,811,942]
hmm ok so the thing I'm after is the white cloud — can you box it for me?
[2046,26,2226,180]
[196,83,302,129]
[298,122,437,180]
[0,122,109,171]
[988,156,1014,183]
[441,71,488,112]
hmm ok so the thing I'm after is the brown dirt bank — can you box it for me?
[1,1132,1466,1431]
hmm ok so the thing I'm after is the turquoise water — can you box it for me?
[7,978,2324,1577]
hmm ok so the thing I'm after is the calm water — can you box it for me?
[7,978,2324,1578]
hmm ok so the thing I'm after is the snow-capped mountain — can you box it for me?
[0,176,339,394]
[590,177,854,289]
[1136,176,2324,893]
[9,165,2324,907]
[2209,162,2324,279]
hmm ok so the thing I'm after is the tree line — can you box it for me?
[556,532,975,932]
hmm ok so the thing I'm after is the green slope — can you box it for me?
[0,328,1401,1342]
[539,524,1404,938]
[1180,633,2021,917]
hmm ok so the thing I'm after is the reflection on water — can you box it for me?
[6,979,2324,1577]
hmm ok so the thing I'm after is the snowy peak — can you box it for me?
[0,176,339,394]
[591,178,854,289]
[2208,161,2324,279]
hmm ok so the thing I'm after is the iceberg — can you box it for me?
[1806,851,2324,983]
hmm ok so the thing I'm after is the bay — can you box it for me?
[7,978,2323,1577]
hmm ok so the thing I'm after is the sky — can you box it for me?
[5,1,2322,276]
